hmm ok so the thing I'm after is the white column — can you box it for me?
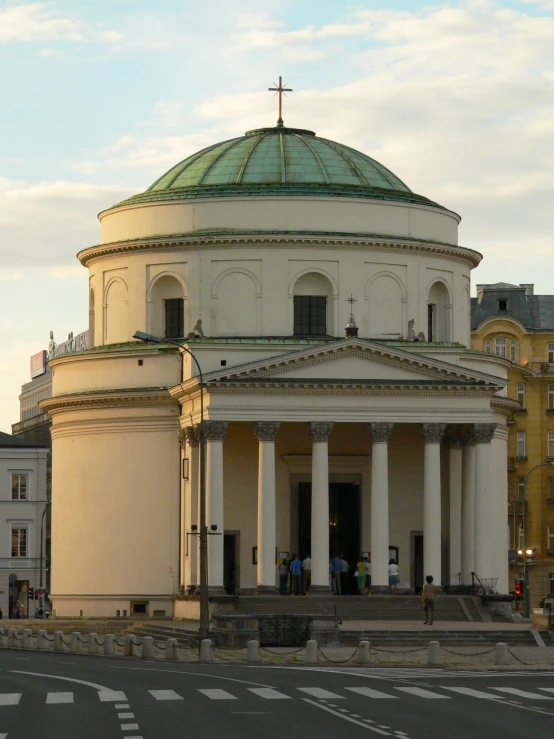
[474,423,497,581]
[205,421,229,594]
[369,423,394,590]
[183,427,200,594]
[461,429,476,585]
[448,430,463,587]
[421,423,446,587]
[254,422,281,593]
[309,422,334,591]
[491,424,509,594]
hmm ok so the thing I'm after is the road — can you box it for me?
[1,649,554,738]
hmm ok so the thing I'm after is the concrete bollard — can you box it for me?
[104,634,115,656]
[494,642,509,666]
[305,639,319,664]
[124,634,137,657]
[70,632,81,654]
[357,640,370,664]
[22,629,32,650]
[427,640,441,666]
[37,629,48,651]
[165,638,179,661]
[54,631,65,652]
[88,633,98,656]
[141,636,155,661]
[8,628,17,649]
[199,639,213,663]
[247,640,261,663]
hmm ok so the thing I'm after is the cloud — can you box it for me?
[0,2,85,43]
[0,179,135,265]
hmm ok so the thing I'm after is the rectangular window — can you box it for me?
[517,431,526,458]
[548,477,554,500]
[498,299,507,311]
[548,343,554,364]
[164,299,184,338]
[11,528,27,558]
[293,296,327,336]
[518,477,526,500]
[427,304,435,342]
[510,340,517,363]
[518,523,525,550]
[548,527,554,552]
[485,339,492,353]
[11,474,28,501]
[549,385,554,411]
[517,383,525,409]
[548,432,554,459]
[550,574,554,596]
[495,337,506,357]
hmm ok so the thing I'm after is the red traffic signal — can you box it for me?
[515,580,524,598]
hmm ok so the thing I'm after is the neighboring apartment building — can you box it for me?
[472,282,554,608]
[0,432,49,618]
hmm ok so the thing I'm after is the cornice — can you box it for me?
[200,383,496,397]
[491,395,520,417]
[40,388,177,415]
[78,231,481,269]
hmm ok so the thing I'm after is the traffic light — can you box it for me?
[515,580,524,600]
[28,589,33,600]
[34,590,40,600]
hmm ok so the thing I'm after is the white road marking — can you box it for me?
[121,724,140,731]
[0,695,21,706]
[346,687,398,699]
[118,713,135,719]
[46,692,73,704]
[115,704,130,709]
[297,687,345,699]
[98,691,128,702]
[441,687,501,700]
[149,689,183,701]
[110,665,272,688]
[198,689,237,700]
[248,688,291,700]
[491,688,553,700]
[11,670,110,691]
[538,688,554,695]
[301,699,392,736]
[395,687,450,700]
[0,734,7,738]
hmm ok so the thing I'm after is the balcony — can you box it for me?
[507,456,516,471]
[528,362,554,375]
[508,500,528,515]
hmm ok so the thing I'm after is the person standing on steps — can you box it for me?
[290,554,302,596]
[388,559,400,595]
[279,559,289,595]
[302,554,312,595]
[422,575,437,625]
[339,554,350,595]
[331,554,342,594]
[355,555,367,595]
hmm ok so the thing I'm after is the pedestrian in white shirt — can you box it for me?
[302,555,312,595]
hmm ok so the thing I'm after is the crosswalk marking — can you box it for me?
[0,734,6,738]
[297,688,345,700]
[248,688,291,700]
[121,724,139,731]
[441,687,500,700]
[98,691,127,702]
[198,689,237,700]
[395,687,450,700]
[345,687,398,699]
[490,688,553,700]
[538,688,554,695]
[149,690,183,701]
[0,695,21,706]
[46,692,73,704]
[118,713,135,719]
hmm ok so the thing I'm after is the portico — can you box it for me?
[173,338,512,597]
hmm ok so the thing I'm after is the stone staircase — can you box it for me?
[339,629,541,647]
[129,622,198,648]
[233,595,479,622]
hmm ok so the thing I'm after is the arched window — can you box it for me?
[89,287,95,347]
[105,279,128,345]
[427,282,450,342]
[293,273,333,336]
[150,275,185,339]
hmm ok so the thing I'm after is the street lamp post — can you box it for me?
[39,499,51,617]
[520,462,554,618]
[133,331,209,644]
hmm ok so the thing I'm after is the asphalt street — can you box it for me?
[1,649,554,738]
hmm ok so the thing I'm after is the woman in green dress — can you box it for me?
[355,556,367,594]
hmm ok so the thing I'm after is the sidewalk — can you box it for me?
[340,620,532,631]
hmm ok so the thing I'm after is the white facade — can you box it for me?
[0,437,49,618]
[41,125,515,618]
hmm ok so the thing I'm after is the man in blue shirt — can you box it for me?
[331,555,342,594]
[290,555,302,595]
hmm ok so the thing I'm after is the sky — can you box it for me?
[0,0,553,431]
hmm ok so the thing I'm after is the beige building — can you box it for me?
[41,122,514,619]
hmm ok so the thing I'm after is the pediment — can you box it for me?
[205,339,500,387]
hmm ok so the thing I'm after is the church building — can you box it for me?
[41,98,515,618]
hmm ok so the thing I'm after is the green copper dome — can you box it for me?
[114,126,441,209]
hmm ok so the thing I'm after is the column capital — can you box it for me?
[473,423,497,444]
[420,423,447,444]
[309,422,334,443]
[459,424,476,447]
[254,421,281,442]
[444,425,463,449]
[204,420,229,442]
[368,422,394,444]
[181,426,200,448]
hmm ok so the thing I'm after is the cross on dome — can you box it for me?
[346,294,357,322]
[268,76,292,128]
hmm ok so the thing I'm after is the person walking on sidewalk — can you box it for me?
[422,575,437,625]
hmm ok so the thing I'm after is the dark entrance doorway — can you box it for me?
[412,532,424,593]
[224,532,239,594]
[298,482,360,594]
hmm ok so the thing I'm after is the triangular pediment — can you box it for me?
[204,339,501,387]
